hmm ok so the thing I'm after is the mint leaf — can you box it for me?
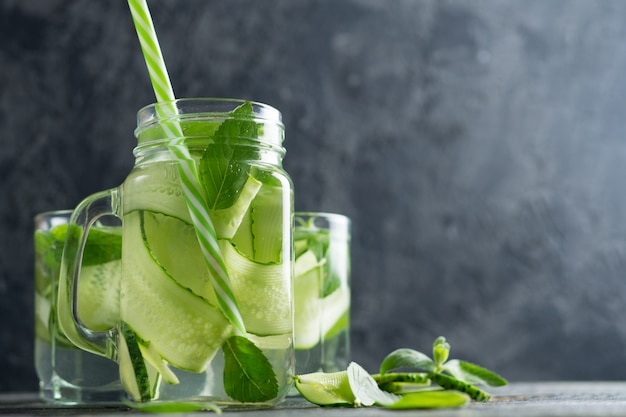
[36,225,121,268]
[346,362,400,407]
[83,226,122,266]
[199,101,259,210]
[35,229,64,270]
[323,236,344,297]
[443,359,508,387]
[380,348,436,374]
[214,101,257,139]
[222,335,278,403]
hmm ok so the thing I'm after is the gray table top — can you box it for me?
[2,382,626,416]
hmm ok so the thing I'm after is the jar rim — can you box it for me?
[136,98,283,132]
[133,98,286,157]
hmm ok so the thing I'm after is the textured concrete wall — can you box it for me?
[3,0,626,391]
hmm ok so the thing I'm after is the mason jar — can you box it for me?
[58,98,294,408]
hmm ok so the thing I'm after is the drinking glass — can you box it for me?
[34,210,123,404]
[293,212,351,375]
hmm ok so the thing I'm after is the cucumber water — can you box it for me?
[115,100,294,405]
[293,213,351,378]
[34,212,123,403]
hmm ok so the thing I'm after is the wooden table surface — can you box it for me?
[2,382,626,416]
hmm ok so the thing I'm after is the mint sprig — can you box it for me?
[379,336,508,402]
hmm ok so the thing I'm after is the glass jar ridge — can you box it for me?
[134,98,286,154]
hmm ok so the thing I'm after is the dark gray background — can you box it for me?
[3,0,626,392]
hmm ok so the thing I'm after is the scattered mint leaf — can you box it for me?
[122,397,222,414]
[297,336,506,409]
[222,335,278,403]
[346,362,400,407]
[443,359,508,387]
[380,348,436,374]
[383,390,470,410]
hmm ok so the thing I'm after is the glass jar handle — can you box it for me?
[57,188,121,360]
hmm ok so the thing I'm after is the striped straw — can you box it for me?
[128,0,246,337]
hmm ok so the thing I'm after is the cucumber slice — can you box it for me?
[140,211,214,302]
[294,252,324,349]
[138,342,179,385]
[294,238,309,259]
[34,292,51,342]
[219,241,291,335]
[139,210,290,337]
[321,286,350,340]
[231,204,254,257]
[78,259,121,331]
[119,322,159,402]
[122,210,232,372]
[211,175,262,239]
[232,183,285,264]
[294,250,349,349]
[249,184,285,263]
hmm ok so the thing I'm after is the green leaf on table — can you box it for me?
[222,335,278,403]
[199,101,259,210]
[443,359,508,387]
[347,362,400,407]
[383,390,470,410]
[380,348,436,374]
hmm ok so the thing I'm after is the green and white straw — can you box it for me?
[128,0,246,337]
